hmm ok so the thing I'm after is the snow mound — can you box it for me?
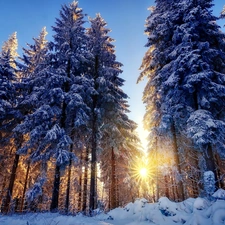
[158,197,178,216]
[213,188,225,200]
[104,190,225,225]
[1,191,225,225]
[193,197,210,210]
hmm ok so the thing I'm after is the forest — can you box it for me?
[0,0,225,218]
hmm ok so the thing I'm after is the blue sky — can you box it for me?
[0,0,224,145]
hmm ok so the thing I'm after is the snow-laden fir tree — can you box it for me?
[139,0,186,201]
[18,27,48,79]
[10,28,50,213]
[139,0,225,197]
[1,32,18,70]
[0,32,19,126]
[14,1,91,212]
[86,14,139,212]
[0,32,23,214]
[174,0,225,187]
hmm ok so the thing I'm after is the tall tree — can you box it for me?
[14,1,91,212]
[139,0,186,200]
[139,0,225,198]
[0,32,21,213]
[87,14,126,213]
[86,14,137,213]
[0,32,19,129]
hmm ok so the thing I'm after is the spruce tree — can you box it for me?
[14,1,91,212]
[0,32,21,213]
[18,27,48,79]
[87,14,140,212]
[139,0,225,197]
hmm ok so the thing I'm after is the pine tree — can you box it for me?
[50,1,91,212]
[1,32,18,69]
[139,0,225,197]
[86,14,123,213]
[175,0,225,188]
[139,0,186,201]
[14,1,91,212]
[0,32,19,130]
[86,14,140,212]
[18,27,48,79]
[0,32,22,213]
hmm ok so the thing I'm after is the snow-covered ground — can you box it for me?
[0,189,225,225]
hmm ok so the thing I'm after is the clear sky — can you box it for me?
[0,0,224,149]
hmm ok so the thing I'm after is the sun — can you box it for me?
[139,167,148,178]
[130,158,151,183]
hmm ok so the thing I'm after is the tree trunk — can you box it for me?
[2,153,20,214]
[50,164,60,212]
[171,174,176,201]
[164,175,170,199]
[77,151,83,212]
[116,177,119,207]
[89,55,99,215]
[0,174,7,208]
[89,137,97,214]
[20,161,30,212]
[171,122,185,201]
[65,158,72,213]
[155,137,159,202]
[82,147,89,214]
[110,147,116,209]
[64,142,75,213]
[215,154,225,189]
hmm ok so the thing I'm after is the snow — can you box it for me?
[1,193,225,225]
[213,189,225,200]
[193,197,210,211]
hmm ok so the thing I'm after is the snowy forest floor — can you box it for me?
[0,189,225,225]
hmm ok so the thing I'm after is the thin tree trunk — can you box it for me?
[50,164,60,212]
[89,137,97,214]
[171,122,184,201]
[191,178,198,198]
[2,153,20,214]
[65,158,72,213]
[110,147,116,209]
[215,154,224,189]
[77,151,83,212]
[155,138,159,202]
[64,142,75,213]
[116,177,119,207]
[164,175,170,199]
[89,55,99,214]
[82,147,89,214]
[0,174,7,208]
[108,186,111,210]
[20,161,30,212]
[171,174,176,201]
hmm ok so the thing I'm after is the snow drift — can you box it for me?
[0,189,225,225]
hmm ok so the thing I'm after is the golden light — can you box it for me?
[131,158,151,183]
[139,167,148,178]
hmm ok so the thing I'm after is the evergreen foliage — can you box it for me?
[0,0,224,215]
[139,0,225,197]
[0,32,20,141]
[203,171,215,197]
